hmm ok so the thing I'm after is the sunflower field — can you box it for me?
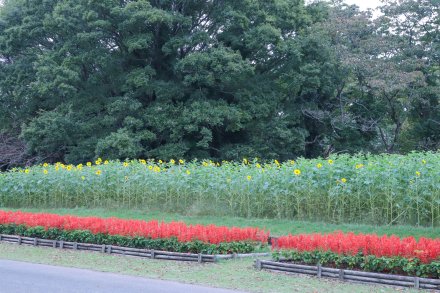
[0,152,439,226]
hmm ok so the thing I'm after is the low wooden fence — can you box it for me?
[0,234,216,263]
[255,260,440,290]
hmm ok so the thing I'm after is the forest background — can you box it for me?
[0,0,438,167]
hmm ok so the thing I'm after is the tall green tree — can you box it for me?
[380,0,440,151]
[313,0,438,153]
[1,0,328,163]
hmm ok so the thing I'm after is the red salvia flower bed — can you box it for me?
[0,210,269,245]
[272,232,440,263]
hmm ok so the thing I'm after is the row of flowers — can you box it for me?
[0,210,439,276]
[272,232,440,278]
[0,211,269,245]
[271,232,440,263]
[11,157,428,183]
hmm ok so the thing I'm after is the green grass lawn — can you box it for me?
[3,207,439,239]
[0,242,416,293]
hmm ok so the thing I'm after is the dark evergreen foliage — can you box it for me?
[0,0,438,166]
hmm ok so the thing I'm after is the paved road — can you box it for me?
[0,259,245,293]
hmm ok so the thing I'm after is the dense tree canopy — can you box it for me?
[0,0,439,167]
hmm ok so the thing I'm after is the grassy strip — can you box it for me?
[0,242,415,293]
[3,208,439,239]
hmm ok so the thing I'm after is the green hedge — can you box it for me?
[273,250,440,278]
[0,224,262,254]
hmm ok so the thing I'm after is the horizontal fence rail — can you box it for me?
[255,260,440,290]
[215,252,270,260]
[0,234,216,263]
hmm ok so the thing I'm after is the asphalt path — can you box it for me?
[0,259,246,293]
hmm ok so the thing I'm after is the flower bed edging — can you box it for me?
[0,233,270,263]
[255,259,440,290]
[0,234,216,263]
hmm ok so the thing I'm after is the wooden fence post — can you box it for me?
[60,241,64,249]
[18,236,22,245]
[414,277,420,289]
[151,250,155,259]
[317,264,322,278]
[339,269,345,281]
[33,238,38,246]
[107,245,112,254]
[52,240,57,248]
[255,259,262,270]
[73,242,78,250]
[101,245,106,253]
[198,254,202,263]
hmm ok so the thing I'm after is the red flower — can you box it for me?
[0,210,269,245]
[272,231,440,263]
